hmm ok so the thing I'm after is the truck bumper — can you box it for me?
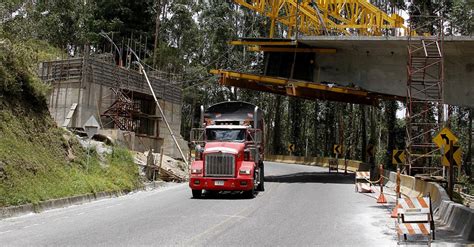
[189,177,254,191]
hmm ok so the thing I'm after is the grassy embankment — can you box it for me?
[0,38,141,207]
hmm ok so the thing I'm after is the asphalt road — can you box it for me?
[0,162,398,246]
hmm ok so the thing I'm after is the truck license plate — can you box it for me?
[214,180,224,186]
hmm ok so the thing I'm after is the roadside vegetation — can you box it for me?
[0,39,140,207]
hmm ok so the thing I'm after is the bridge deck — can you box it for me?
[230,36,474,107]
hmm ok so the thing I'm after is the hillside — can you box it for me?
[0,39,141,207]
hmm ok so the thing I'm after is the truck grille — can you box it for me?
[205,153,235,177]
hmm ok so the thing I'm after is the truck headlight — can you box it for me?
[191,168,202,174]
[239,169,251,175]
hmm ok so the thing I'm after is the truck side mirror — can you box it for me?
[195,144,204,153]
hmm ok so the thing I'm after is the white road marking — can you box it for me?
[219,214,248,219]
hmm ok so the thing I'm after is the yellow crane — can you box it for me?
[234,0,406,37]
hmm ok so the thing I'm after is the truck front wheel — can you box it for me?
[192,189,202,198]
[243,187,255,199]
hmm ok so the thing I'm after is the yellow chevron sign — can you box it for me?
[442,144,462,167]
[333,145,343,155]
[392,150,405,165]
[288,143,295,153]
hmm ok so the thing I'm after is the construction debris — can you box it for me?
[68,128,188,182]
[134,151,188,182]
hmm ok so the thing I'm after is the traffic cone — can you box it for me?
[377,192,387,204]
[391,204,401,218]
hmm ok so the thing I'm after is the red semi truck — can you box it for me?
[189,101,264,198]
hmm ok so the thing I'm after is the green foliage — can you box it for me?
[0,38,50,101]
[0,37,140,207]
[451,191,464,204]
[459,175,474,196]
[89,0,154,41]
[24,39,67,61]
[289,97,305,156]
[0,133,140,207]
[449,0,474,35]
[0,101,140,207]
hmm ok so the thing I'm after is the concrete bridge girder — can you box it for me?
[298,36,474,107]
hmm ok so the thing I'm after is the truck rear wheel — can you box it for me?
[192,189,202,198]
[257,163,265,191]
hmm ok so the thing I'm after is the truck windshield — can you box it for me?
[206,129,246,142]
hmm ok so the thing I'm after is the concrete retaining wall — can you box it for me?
[265,154,474,241]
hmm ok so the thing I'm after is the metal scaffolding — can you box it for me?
[101,88,139,132]
[405,18,445,175]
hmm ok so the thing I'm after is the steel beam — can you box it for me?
[210,69,404,105]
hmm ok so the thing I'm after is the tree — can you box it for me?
[448,0,474,35]
[384,101,398,168]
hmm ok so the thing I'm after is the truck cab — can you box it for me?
[189,101,264,198]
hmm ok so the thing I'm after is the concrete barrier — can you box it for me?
[265,154,368,172]
[435,200,474,241]
[265,155,473,241]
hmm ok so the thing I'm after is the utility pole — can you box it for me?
[468,108,473,182]
[360,105,367,163]
[448,140,455,199]
[370,106,376,178]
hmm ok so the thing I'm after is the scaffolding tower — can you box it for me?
[405,18,445,175]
